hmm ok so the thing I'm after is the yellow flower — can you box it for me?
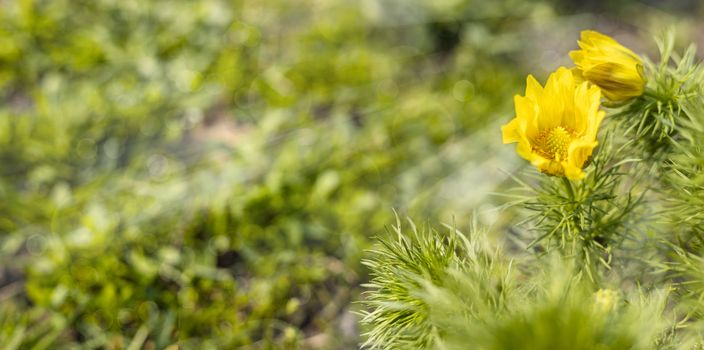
[570,30,646,102]
[502,67,605,180]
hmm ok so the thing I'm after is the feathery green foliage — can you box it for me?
[361,217,512,349]
[360,219,459,349]
[612,30,704,159]
[653,33,704,337]
[503,134,645,278]
[361,219,673,349]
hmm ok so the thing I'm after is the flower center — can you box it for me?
[537,126,572,161]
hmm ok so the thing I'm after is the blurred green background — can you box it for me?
[0,0,702,349]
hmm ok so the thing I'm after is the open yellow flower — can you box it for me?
[570,30,645,102]
[502,67,605,180]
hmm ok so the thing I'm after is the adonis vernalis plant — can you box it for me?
[362,29,704,349]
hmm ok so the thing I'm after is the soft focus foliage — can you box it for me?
[0,0,537,348]
[361,219,672,350]
[2,0,704,349]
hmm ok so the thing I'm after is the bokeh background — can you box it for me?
[0,0,702,349]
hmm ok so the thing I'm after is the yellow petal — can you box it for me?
[501,118,522,144]
[581,30,618,46]
[562,161,586,180]
[569,50,584,66]
[568,139,598,170]
[570,67,585,82]
[525,74,543,101]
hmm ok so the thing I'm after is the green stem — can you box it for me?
[562,176,581,239]
[562,177,575,202]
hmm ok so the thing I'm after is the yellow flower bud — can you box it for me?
[570,30,646,102]
[593,288,619,313]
